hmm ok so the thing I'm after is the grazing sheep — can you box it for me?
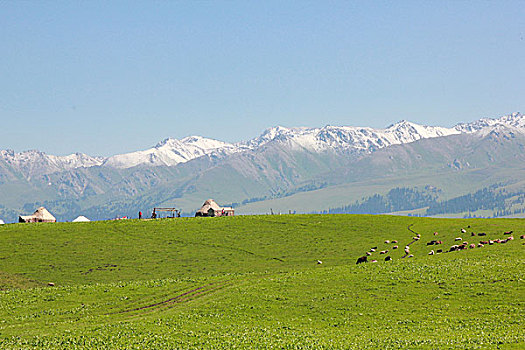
[407,254,414,258]
[478,232,486,236]
[436,249,442,253]
[428,250,434,255]
[385,240,390,244]
[48,282,55,287]
[392,240,398,243]
[366,252,372,256]
[385,256,392,261]
[356,256,368,264]
[520,235,525,239]
[489,240,494,245]
[317,260,323,264]
[393,245,398,249]
[455,237,462,241]
[370,248,376,252]
[469,244,476,249]
[477,243,484,248]
[461,228,467,233]
[449,245,459,252]
[404,247,410,255]
[417,233,421,238]
[504,231,513,235]
[371,246,378,250]
[413,236,420,240]
[463,241,468,245]
[471,232,477,236]
[380,250,388,254]
[508,236,514,241]
[433,232,438,236]
[371,260,378,263]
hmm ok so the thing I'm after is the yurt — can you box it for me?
[72,216,90,222]
[19,207,57,223]
[195,199,234,217]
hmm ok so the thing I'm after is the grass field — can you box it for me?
[0,215,523,349]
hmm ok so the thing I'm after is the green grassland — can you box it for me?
[0,215,523,349]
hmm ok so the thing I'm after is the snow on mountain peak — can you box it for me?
[104,135,240,169]
[3,112,523,171]
[454,112,524,133]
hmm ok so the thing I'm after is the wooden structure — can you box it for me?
[152,207,181,218]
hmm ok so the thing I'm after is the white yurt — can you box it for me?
[72,216,91,222]
[0,219,5,225]
[19,207,57,223]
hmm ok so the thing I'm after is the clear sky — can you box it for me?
[1,1,524,156]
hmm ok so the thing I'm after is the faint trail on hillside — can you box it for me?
[402,224,419,258]
[170,239,258,256]
[110,282,230,315]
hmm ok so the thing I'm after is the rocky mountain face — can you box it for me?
[0,113,523,222]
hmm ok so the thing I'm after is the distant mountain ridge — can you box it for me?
[1,113,523,178]
[0,112,524,222]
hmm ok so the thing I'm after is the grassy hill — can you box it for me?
[0,215,523,348]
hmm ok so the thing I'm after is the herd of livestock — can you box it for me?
[356,227,523,264]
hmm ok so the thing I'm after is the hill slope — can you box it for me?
[0,215,523,348]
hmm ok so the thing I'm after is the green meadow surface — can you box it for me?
[0,215,523,349]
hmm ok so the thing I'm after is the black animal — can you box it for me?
[356,256,368,264]
[478,232,486,236]
[384,256,392,261]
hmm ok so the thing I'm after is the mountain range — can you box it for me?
[0,112,524,222]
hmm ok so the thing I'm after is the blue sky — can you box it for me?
[1,1,523,156]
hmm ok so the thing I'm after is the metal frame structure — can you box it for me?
[152,207,181,218]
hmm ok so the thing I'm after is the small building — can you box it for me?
[195,199,234,217]
[72,215,90,222]
[0,219,4,225]
[19,207,57,223]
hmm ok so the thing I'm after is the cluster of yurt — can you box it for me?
[17,207,91,223]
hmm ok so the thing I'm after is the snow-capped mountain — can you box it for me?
[1,113,523,173]
[243,120,461,153]
[454,112,524,133]
[0,149,104,179]
[98,120,466,169]
[1,112,524,222]
[102,136,241,168]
